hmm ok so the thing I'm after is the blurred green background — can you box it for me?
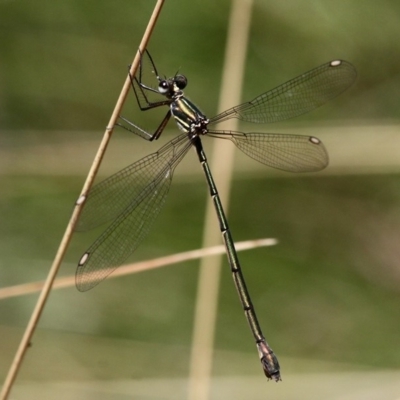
[1,0,400,399]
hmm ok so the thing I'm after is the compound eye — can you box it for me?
[175,75,187,89]
[158,80,169,94]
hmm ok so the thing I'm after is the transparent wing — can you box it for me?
[209,60,356,125]
[208,130,328,172]
[75,133,191,291]
[76,134,187,232]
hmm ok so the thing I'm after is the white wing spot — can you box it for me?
[309,136,321,145]
[78,252,89,266]
[76,195,86,205]
[330,60,342,67]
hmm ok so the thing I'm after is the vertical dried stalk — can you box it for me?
[187,1,254,399]
[0,1,165,399]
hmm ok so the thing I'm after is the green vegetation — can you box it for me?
[1,0,399,395]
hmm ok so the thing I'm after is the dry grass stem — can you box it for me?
[0,239,277,300]
[188,1,254,400]
[0,1,166,399]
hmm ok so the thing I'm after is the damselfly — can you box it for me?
[75,51,356,381]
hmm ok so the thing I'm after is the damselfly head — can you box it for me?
[157,74,187,98]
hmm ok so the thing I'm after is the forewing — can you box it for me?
[209,60,356,125]
[208,131,328,172]
[75,134,191,291]
[76,173,170,292]
[76,134,187,232]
